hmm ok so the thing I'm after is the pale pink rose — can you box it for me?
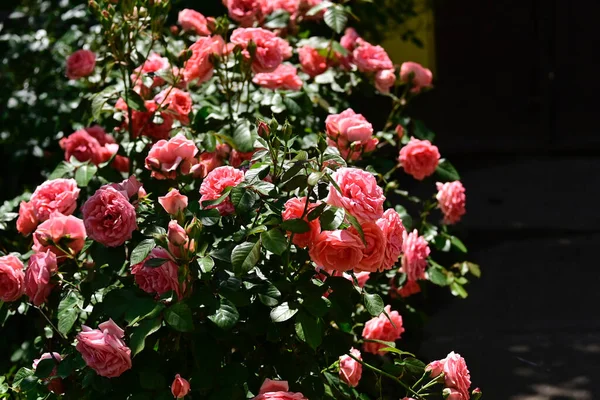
[199,166,245,215]
[116,99,174,141]
[171,374,191,398]
[230,28,292,73]
[309,230,364,272]
[339,348,362,387]
[178,9,210,35]
[325,168,385,223]
[376,209,406,270]
[398,138,440,180]
[298,46,328,77]
[81,186,136,247]
[144,133,199,180]
[350,222,386,273]
[401,230,429,281]
[361,305,405,354]
[254,379,308,400]
[225,0,263,26]
[30,179,80,222]
[343,271,370,288]
[59,129,116,165]
[375,68,396,93]
[159,189,188,215]
[0,255,25,302]
[17,201,38,236]
[33,213,86,259]
[130,247,182,298]
[341,28,361,52]
[400,61,433,93]
[24,251,57,306]
[427,352,471,399]
[167,220,195,259]
[252,64,302,91]
[33,352,64,394]
[182,35,224,84]
[353,42,393,73]
[154,88,193,124]
[75,319,132,378]
[108,175,145,200]
[282,197,321,248]
[436,181,466,225]
[66,49,96,80]
[326,108,373,144]
[229,149,255,168]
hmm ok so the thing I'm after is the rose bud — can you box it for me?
[171,374,190,398]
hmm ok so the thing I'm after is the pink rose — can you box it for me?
[84,125,116,146]
[401,230,429,281]
[66,49,96,80]
[108,175,145,201]
[33,213,86,259]
[391,278,421,298]
[225,0,263,26]
[33,352,64,394]
[154,88,193,124]
[436,181,466,225]
[167,220,195,259]
[343,271,370,288]
[341,28,361,53]
[178,9,210,35]
[144,133,199,180]
[400,61,433,93]
[427,352,471,399]
[24,251,57,306]
[328,137,378,161]
[253,379,308,400]
[375,68,396,93]
[252,64,303,91]
[0,255,25,302]
[16,201,38,236]
[376,209,406,270]
[75,319,132,378]
[30,178,80,222]
[350,222,386,273]
[59,129,116,165]
[353,42,393,73]
[159,189,188,215]
[309,230,364,273]
[261,0,300,16]
[282,197,321,248]
[398,138,440,180]
[298,46,328,77]
[183,35,224,84]
[130,247,182,298]
[131,53,170,88]
[326,108,374,144]
[395,124,405,139]
[199,166,245,215]
[116,99,174,141]
[361,305,405,354]
[325,168,385,223]
[229,149,255,168]
[171,374,191,398]
[81,186,137,247]
[230,28,292,73]
[339,348,362,387]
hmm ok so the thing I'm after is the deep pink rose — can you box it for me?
[309,230,364,273]
[0,255,25,302]
[199,166,245,215]
[376,209,406,270]
[395,124,405,139]
[30,178,80,222]
[116,99,174,141]
[33,213,86,259]
[154,88,193,124]
[183,35,224,84]
[225,0,263,26]
[350,222,386,273]
[325,168,385,223]
[326,108,374,144]
[343,271,370,288]
[436,181,466,225]
[17,201,38,236]
[353,42,393,73]
[130,247,182,298]
[400,61,433,93]
[253,379,308,400]
[24,251,57,306]
[427,352,471,399]
[362,305,405,354]
[145,133,199,180]
[75,319,132,378]
[339,348,362,387]
[171,374,191,398]
[66,49,96,80]
[398,138,440,180]
[252,64,303,91]
[84,125,115,145]
[282,197,321,248]
[375,68,396,93]
[298,46,328,77]
[178,9,210,35]
[33,352,64,394]
[391,278,421,299]
[81,186,137,247]
[229,149,255,168]
[159,189,188,215]
[230,28,292,73]
[59,129,116,165]
[401,230,430,281]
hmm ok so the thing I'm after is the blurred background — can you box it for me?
[2,0,599,398]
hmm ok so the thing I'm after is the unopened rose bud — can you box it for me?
[471,388,483,400]
[171,374,190,398]
[395,124,404,139]
[185,217,202,237]
[168,221,188,246]
[170,25,179,35]
[257,120,270,137]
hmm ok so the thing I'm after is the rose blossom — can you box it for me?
[252,64,303,91]
[362,305,405,354]
[398,138,440,180]
[29,178,80,222]
[343,271,370,288]
[59,129,117,165]
[154,88,193,124]
[144,133,199,180]
[353,42,393,73]
[183,35,225,84]
[229,149,255,168]
[131,52,170,88]
[309,230,364,272]
[24,251,57,306]
[225,0,263,26]
[436,181,466,224]
[171,374,191,398]
[427,352,471,399]
[350,222,386,273]
[253,379,308,400]
[341,27,361,53]
[131,247,182,298]
[375,68,396,93]
[339,348,362,387]
[33,352,64,394]
[81,186,137,247]
[159,189,188,215]
[0,255,25,302]
[400,61,433,93]
[17,201,38,235]
[116,99,174,141]
[108,175,145,201]
[282,197,321,248]
[391,278,421,299]
[33,213,86,258]
[326,108,374,144]
[230,28,292,73]
[199,166,245,215]
[401,230,430,281]
[298,46,328,77]
[376,209,406,270]
[261,0,300,16]
[325,168,385,222]
[75,319,132,378]
[66,49,96,80]
[167,220,195,259]
[178,9,210,35]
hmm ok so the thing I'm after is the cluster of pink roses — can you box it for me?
[427,352,474,400]
[326,108,377,161]
[222,0,322,27]
[59,126,129,172]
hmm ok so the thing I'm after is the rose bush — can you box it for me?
[0,1,483,399]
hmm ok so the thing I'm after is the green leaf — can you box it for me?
[412,120,436,141]
[345,213,365,244]
[427,266,449,286]
[208,298,239,330]
[395,205,413,231]
[164,303,194,332]
[283,96,302,114]
[125,89,147,111]
[306,1,332,16]
[144,258,168,268]
[281,162,305,183]
[130,239,156,266]
[320,207,345,230]
[257,282,281,306]
[199,256,215,273]
[450,281,468,299]
[129,318,162,357]
[75,164,98,187]
[58,291,82,336]
[295,311,322,349]
[261,229,288,255]
[450,235,467,253]
[270,302,298,322]
[230,186,258,215]
[49,161,74,179]
[34,358,56,379]
[436,159,461,181]
[196,208,221,226]
[12,367,33,388]
[201,186,233,208]
[91,86,118,120]
[281,218,311,233]
[324,5,347,33]
[363,293,384,316]
[231,241,261,276]
[233,119,255,152]
[245,164,270,182]
[464,261,481,278]
[307,202,327,221]
[379,347,415,357]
